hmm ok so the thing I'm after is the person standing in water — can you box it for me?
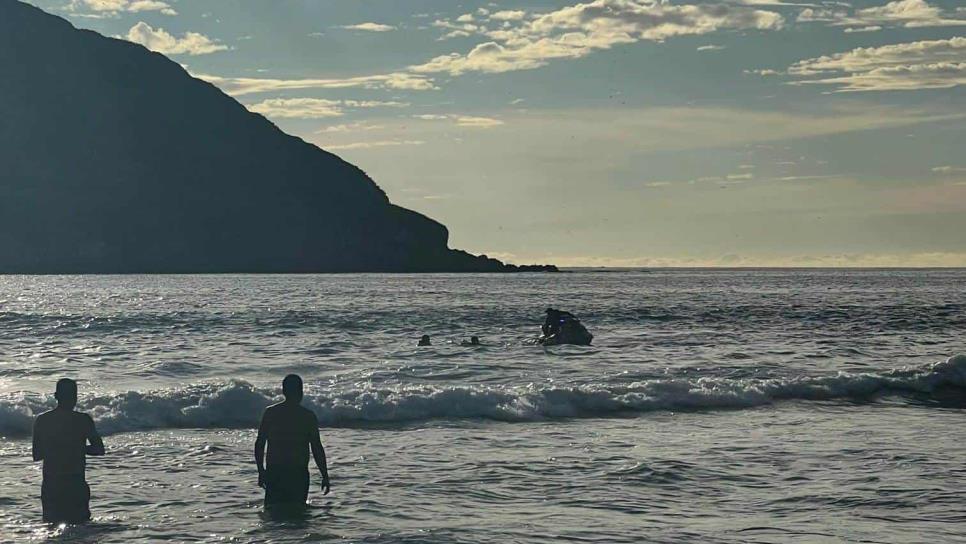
[32,378,105,524]
[254,374,330,507]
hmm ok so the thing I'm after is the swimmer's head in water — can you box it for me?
[470,336,480,345]
[55,378,78,409]
[282,374,303,403]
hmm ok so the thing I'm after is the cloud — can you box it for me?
[341,22,396,32]
[686,172,757,184]
[312,105,954,166]
[194,71,437,96]
[737,0,819,5]
[246,98,408,119]
[797,0,966,29]
[772,175,838,182]
[697,44,726,51]
[844,25,883,32]
[413,114,506,128]
[796,8,848,22]
[325,140,426,151]
[124,22,228,56]
[432,18,481,40]
[745,68,782,75]
[847,0,966,28]
[316,122,387,133]
[932,165,966,173]
[68,0,176,17]
[455,116,505,128]
[531,252,966,267]
[413,0,783,75]
[781,37,966,92]
[490,10,527,21]
[199,0,786,98]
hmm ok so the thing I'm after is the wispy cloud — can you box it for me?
[414,0,783,75]
[246,98,409,119]
[413,114,505,128]
[797,0,966,30]
[726,173,755,181]
[311,105,954,160]
[68,0,176,17]
[782,37,966,92]
[531,252,966,267]
[745,68,782,76]
[194,72,437,96]
[315,122,387,134]
[932,165,966,173]
[125,22,228,56]
[325,140,426,151]
[489,10,527,21]
[197,0,787,99]
[341,22,396,32]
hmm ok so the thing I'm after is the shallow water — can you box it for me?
[1,270,964,542]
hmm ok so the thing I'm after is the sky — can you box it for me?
[26,0,966,267]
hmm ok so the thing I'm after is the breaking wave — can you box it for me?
[2,355,963,437]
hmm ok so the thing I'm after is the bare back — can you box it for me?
[33,409,98,478]
[258,403,318,469]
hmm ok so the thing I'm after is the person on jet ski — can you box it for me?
[542,308,576,337]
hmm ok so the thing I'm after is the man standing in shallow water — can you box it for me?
[32,378,105,524]
[255,374,330,506]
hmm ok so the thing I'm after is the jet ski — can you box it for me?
[538,308,593,346]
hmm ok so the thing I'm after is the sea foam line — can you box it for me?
[1,355,963,437]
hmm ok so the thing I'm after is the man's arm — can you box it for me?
[86,416,105,456]
[254,411,268,488]
[309,414,330,495]
[32,418,44,462]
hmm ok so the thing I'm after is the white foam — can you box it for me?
[2,355,963,437]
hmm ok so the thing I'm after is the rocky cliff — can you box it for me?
[0,0,556,273]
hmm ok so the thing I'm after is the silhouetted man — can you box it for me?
[543,308,574,337]
[255,375,330,507]
[32,378,105,524]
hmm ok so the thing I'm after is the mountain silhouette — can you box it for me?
[0,1,555,273]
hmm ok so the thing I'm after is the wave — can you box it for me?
[1,355,963,437]
[619,303,966,331]
[0,309,398,335]
[6,301,963,337]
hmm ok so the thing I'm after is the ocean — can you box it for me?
[0,270,964,543]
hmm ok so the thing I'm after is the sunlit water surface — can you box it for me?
[0,271,964,543]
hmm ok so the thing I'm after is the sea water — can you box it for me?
[0,270,963,543]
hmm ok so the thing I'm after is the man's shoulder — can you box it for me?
[34,409,92,428]
[298,405,318,424]
[264,401,288,413]
[262,402,316,420]
[34,409,56,426]
[262,402,291,420]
